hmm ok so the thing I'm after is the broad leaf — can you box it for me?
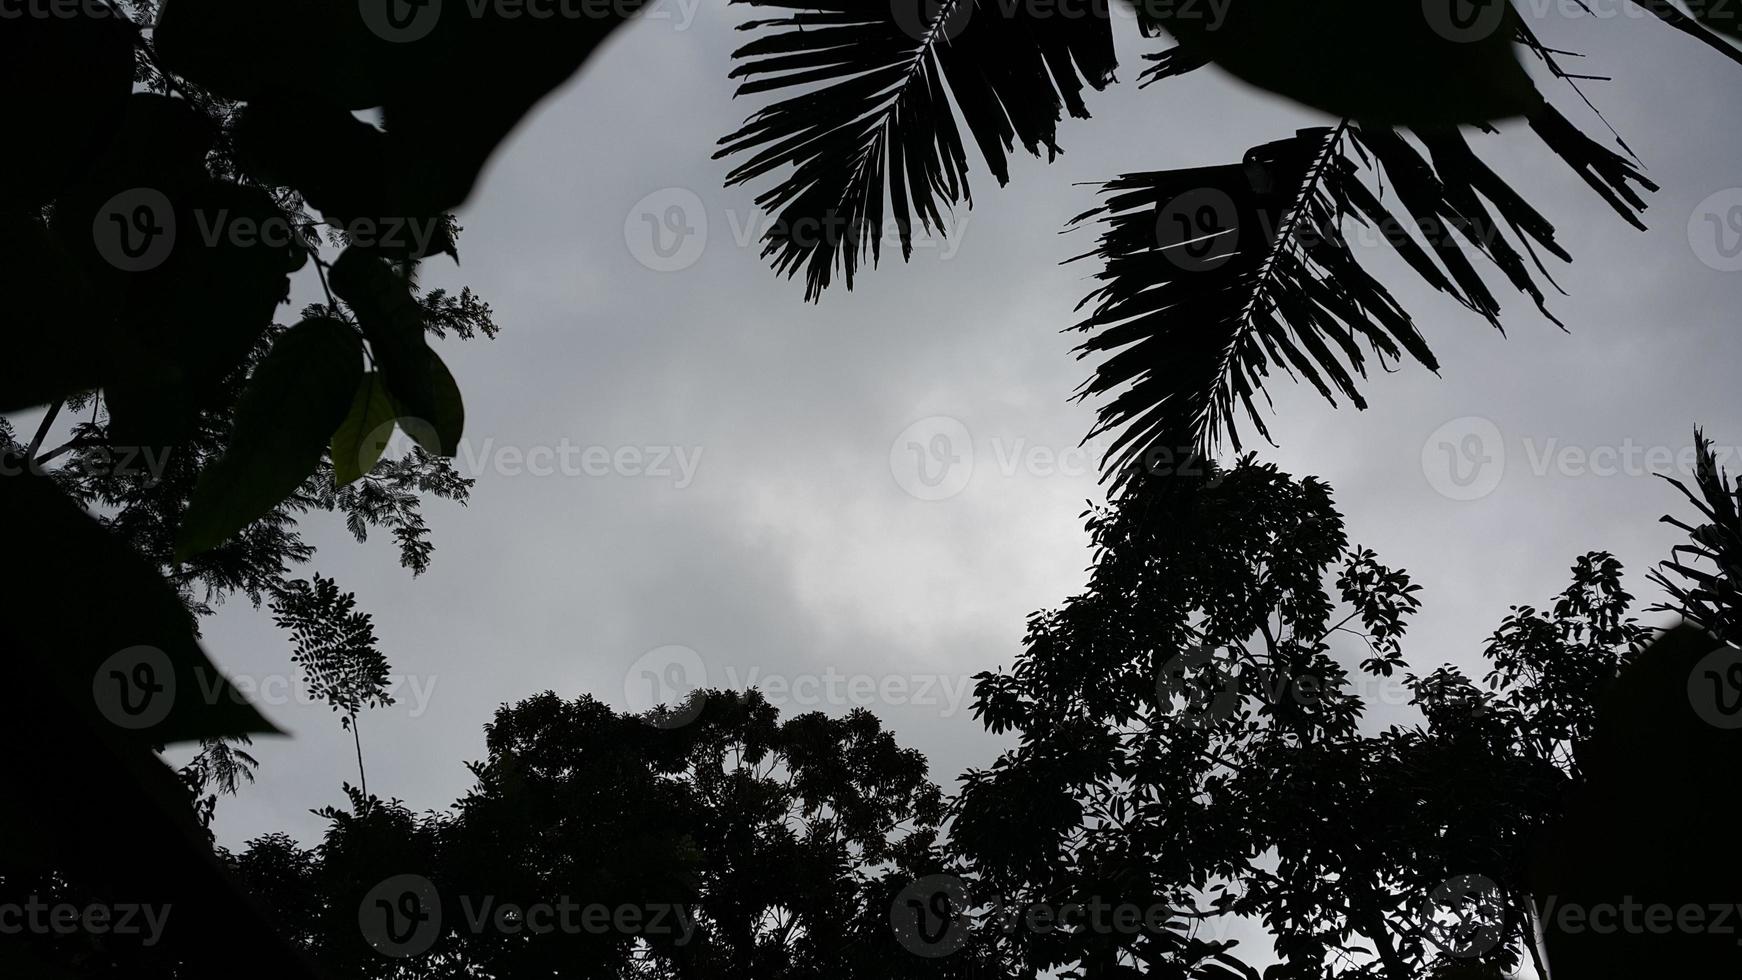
[0,538,316,979]
[1146,0,1541,125]
[234,97,456,261]
[332,371,402,486]
[158,0,647,217]
[0,213,118,412]
[0,470,277,744]
[330,248,465,455]
[177,316,363,558]
[0,4,132,210]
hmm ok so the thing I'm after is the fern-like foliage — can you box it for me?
[1653,430,1742,645]
[715,0,1119,299]
[1067,109,1653,482]
[271,575,395,720]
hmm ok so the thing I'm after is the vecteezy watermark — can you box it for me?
[890,875,973,957]
[891,0,1232,44]
[93,188,177,272]
[1156,644,1242,728]
[360,875,444,958]
[1421,0,1712,42]
[0,0,152,21]
[624,188,973,273]
[1421,0,1510,42]
[88,186,443,272]
[1421,416,1506,501]
[622,645,977,727]
[1539,895,1742,940]
[451,438,703,487]
[1689,641,1742,730]
[891,0,973,41]
[0,898,172,947]
[358,0,701,43]
[93,646,177,731]
[624,644,710,727]
[888,418,1225,500]
[624,187,709,273]
[1419,874,1507,958]
[91,646,442,730]
[889,874,1195,958]
[2,444,174,485]
[192,210,438,258]
[1152,179,1507,274]
[1690,188,1742,273]
[358,875,695,959]
[1156,186,1241,272]
[1421,419,1740,501]
[890,416,975,501]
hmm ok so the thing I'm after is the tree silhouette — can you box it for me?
[951,448,1742,978]
[4,1,500,972]
[9,448,1726,978]
[220,690,980,980]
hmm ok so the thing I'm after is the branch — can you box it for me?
[26,398,64,461]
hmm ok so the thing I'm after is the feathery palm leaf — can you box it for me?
[1652,430,1742,644]
[1068,108,1653,483]
[715,0,1120,299]
[1630,0,1742,62]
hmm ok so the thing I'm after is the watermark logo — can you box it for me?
[194,209,436,257]
[360,874,443,958]
[92,646,175,730]
[1422,0,1509,42]
[1421,874,1506,958]
[892,0,972,42]
[1689,642,1742,730]
[2,444,173,484]
[890,874,972,957]
[0,0,156,21]
[93,188,176,272]
[358,879,695,954]
[359,0,443,42]
[626,187,708,272]
[1156,187,1238,273]
[624,644,708,727]
[0,898,171,946]
[1539,894,1742,938]
[890,416,974,500]
[1422,416,1505,501]
[1690,188,1742,273]
[1156,644,1241,727]
[452,437,703,487]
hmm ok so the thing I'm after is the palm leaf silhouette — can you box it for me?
[715,0,1120,299]
[1067,111,1652,482]
[717,2,1691,485]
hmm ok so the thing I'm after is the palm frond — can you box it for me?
[1651,429,1742,644]
[1628,0,1742,68]
[1068,107,1653,484]
[715,0,1120,299]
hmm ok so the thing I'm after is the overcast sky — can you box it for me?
[179,3,1742,926]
